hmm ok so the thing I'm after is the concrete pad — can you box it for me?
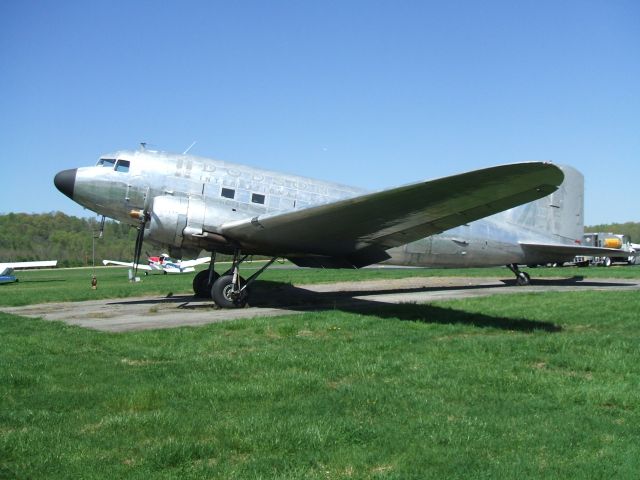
[2,276,638,333]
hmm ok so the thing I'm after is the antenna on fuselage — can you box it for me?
[183,141,197,155]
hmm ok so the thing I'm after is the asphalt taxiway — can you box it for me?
[3,276,639,333]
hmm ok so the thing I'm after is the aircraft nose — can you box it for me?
[54,168,77,199]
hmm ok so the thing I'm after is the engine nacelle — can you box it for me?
[145,194,231,252]
[145,195,190,247]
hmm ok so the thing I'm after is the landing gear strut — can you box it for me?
[507,263,531,286]
[192,249,278,308]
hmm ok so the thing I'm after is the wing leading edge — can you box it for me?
[220,162,564,268]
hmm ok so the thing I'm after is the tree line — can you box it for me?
[2,212,639,267]
[0,212,137,267]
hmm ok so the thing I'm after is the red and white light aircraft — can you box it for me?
[103,254,210,275]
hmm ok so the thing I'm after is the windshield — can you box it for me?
[97,158,116,168]
[115,160,130,173]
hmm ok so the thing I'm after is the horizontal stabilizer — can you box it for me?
[520,242,637,260]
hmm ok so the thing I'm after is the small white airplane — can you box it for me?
[0,260,58,284]
[102,254,210,274]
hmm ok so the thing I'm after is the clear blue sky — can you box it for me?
[1,0,638,225]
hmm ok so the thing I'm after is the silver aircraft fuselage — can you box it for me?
[54,149,585,268]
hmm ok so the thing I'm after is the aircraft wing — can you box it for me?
[177,257,211,268]
[220,162,564,268]
[102,260,154,270]
[0,260,57,271]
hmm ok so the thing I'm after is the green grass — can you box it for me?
[2,263,640,306]
[2,289,640,478]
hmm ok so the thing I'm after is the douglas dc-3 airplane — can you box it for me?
[54,148,625,308]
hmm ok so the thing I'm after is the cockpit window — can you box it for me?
[97,158,116,168]
[115,160,130,173]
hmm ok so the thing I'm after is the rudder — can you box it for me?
[503,165,584,244]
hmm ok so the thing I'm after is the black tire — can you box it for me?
[516,272,531,286]
[211,275,248,308]
[192,270,219,298]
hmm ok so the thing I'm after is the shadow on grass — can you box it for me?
[249,280,563,332]
[105,278,582,332]
[351,302,562,332]
[11,278,67,284]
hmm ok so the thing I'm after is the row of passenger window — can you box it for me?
[213,171,353,198]
[221,187,265,205]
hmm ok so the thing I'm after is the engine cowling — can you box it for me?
[144,194,231,253]
[145,195,190,247]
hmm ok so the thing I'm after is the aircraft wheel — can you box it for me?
[211,275,248,308]
[193,270,219,298]
[516,272,531,286]
[604,257,612,267]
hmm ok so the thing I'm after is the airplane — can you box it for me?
[0,260,58,284]
[102,253,211,274]
[54,148,627,308]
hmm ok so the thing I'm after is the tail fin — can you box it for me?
[504,165,584,244]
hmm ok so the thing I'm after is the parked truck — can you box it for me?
[575,232,636,266]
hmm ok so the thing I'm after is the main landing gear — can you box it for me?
[507,263,531,286]
[192,250,278,308]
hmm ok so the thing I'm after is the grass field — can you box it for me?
[1,265,640,478]
[2,262,640,306]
